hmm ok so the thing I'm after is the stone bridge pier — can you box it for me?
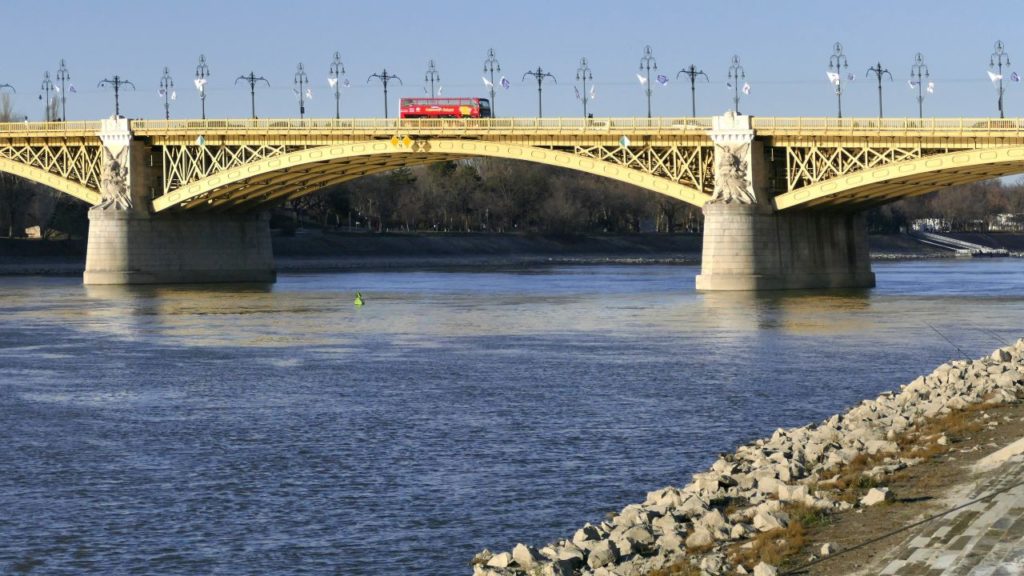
[83,117,275,285]
[695,113,875,290]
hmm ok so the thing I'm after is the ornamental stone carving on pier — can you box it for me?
[96,116,134,211]
[709,110,757,205]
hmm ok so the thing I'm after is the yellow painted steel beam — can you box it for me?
[0,156,100,205]
[774,147,1024,210]
[152,139,711,213]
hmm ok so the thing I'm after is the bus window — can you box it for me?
[479,99,492,118]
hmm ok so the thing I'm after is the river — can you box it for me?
[1,259,1022,575]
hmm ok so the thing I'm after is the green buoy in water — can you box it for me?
[354,292,364,306]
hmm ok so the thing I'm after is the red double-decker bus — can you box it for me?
[399,97,492,119]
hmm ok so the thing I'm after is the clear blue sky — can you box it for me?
[4,0,1024,121]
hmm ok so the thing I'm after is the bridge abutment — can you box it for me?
[695,204,875,290]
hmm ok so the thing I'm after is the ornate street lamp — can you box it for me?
[329,51,345,119]
[367,69,402,118]
[235,71,270,119]
[194,54,210,120]
[990,41,1011,118]
[676,64,709,118]
[910,53,930,119]
[424,59,440,97]
[728,55,746,114]
[40,72,54,121]
[483,48,500,117]
[576,57,592,118]
[98,75,136,117]
[56,59,69,121]
[159,66,174,120]
[294,63,309,118]
[829,42,848,118]
[522,67,556,118]
[639,45,657,118]
[866,61,893,118]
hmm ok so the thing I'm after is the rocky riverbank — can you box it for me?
[471,340,1024,576]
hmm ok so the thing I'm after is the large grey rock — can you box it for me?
[753,562,778,576]
[685,525,714,549]
[860,487,894,506]
[655,530,685,553]
[486,551,512,568]
[556,543,585,562]
[572,523,602,547]
[512,543,542,569]
[777,484,808,503]
[753,510,789,532]
[586,540,619,569]
[652,513,680,535]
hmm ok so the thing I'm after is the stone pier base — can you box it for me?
[695,203,875,291]
[84,210,276,285]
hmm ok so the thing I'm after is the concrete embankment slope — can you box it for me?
[471,341,1024,576]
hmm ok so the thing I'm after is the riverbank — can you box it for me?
[0,232,995,276]
[471,341,1024,576]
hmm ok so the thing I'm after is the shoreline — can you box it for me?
[471,341,1024,576]
[1,231,1021,277]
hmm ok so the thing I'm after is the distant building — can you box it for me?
[910,218,949,232]
[989,213,1024,232]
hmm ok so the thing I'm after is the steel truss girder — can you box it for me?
[783,144,954,192]
[152,139,713,213]
[0,142,102,202]
[566,144,714,193]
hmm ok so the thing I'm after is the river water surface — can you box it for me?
[1,260,1023,575]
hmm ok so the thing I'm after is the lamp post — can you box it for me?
[990,40,1010,118]
[159,66,174,120]
[829,42,848,118]
[728,55,746,114]
[676,64,709,117]
[639,45,657,118]
[866,61,893,118]
[367,69,402,118]
[910,52,930,119]
[56,59,69,121]
[234,71,270,119]
[522,67,556,118]
[40,72,54,121]
[329,51,345,119]
[483,48,500,117]
[195,54,210,120]
[97,75,135,117]
[424,59,440,97]
[576,57,592,118]
[294,63,309,118]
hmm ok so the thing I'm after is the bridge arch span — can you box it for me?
[151,139,711,213]
[774,146,1024,211]
[0,156,101,205]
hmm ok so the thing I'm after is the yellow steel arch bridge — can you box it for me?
[2,116,1024,213]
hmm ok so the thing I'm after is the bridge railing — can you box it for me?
[0,120,102,134]
[752,117,1024,133]
[130,117,715,134]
